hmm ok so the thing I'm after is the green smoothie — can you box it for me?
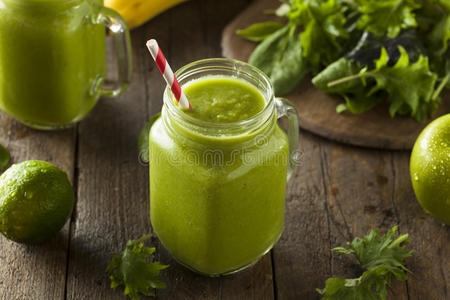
[0,0,106,128]
[149,76,289,275]
[183,77,265,123]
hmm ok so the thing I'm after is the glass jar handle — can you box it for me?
[275,97,300,180]
[96,7,133,97]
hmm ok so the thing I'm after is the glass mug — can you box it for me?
[0,0,132,129]
[149,58,299,276]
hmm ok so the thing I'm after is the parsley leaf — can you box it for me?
[333,226,414,275]
[356,0,421,38]
[106,234,169,300]
[317,226,414,300]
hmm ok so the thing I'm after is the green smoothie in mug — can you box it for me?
[0,0,131,129]
[149,59,299,276]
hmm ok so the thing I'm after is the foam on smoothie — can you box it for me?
[182,77,265,123]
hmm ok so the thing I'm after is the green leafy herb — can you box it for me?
[356,0,420,38]
[285,0,350,69]
[249,25,308,95]
[317,226,414,300]
[312,57,382,114]
[236,22,284,42]
[138,113,161,163]
[0,144,10,169]
[429,0,450,15]
[106,234,168,300]
[429,15,450,55]
[347,30,426,67]
[313,47,439,121]
[236,0,450,121]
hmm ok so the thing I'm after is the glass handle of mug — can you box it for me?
[97,7,133,97]
[275,97,300,181]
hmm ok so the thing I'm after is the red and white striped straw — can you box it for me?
[146,39,192,109]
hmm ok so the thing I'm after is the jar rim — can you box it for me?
[163,58,275,133]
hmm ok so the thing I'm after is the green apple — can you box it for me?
[410,114,450,225]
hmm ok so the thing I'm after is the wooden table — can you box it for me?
[0,1,448,299]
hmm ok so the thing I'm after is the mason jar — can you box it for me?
[149,58,299,276]
[0,0,132,129]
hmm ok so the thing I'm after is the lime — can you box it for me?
[410,114,450,225]
[0,160,74,244]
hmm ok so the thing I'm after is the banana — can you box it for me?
[105,0,188,30]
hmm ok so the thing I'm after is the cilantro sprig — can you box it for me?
[106,234,169,300]
[237,0,450,121]
[317,226,414,300]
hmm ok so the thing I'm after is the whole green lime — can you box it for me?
[410,114,450,225]
[0,160,74,244]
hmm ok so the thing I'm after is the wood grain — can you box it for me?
[65,29,152,299]
[221,0,450,150]
[0,115,76,300]
[318,138,409,300]
[391,153,450,300]
[272,132,331,299]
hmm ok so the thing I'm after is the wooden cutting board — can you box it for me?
[221,0,449,150]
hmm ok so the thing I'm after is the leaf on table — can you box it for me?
[236,22,284,42]
[106,234,169,300]
[355,0,420,38]
[317,226,414,300]
[249,25,309,95]
[335,226,414,274]
[0,144,10,170]
[138,113,161,164]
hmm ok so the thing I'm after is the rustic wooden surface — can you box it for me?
[222,0,450,151]
[0,0,449,299]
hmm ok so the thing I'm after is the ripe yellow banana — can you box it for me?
[105,0,188,30]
